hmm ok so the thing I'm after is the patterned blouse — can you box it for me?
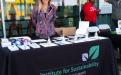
[32,4,56,39]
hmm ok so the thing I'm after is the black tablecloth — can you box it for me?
[0,39,118,75]
[99,31,121,48]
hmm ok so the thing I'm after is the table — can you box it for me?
[0,38,118,75]
[99,30,121,49]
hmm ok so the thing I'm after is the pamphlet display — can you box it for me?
[0,34,108,51]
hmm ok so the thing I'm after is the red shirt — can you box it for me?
[83,2,97,23]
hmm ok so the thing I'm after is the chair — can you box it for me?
[27,19,34,36]
[8,23,23,37]
[55,27,76,36]
[26,15,36,36]
[8,13,23,37]
[62,27,76,36]
[55,27,63,36]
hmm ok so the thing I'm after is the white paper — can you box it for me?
[67,35,84,42]
[29,43,40,48]
[68,35,85,40]
[118,20,121,28]
[31,39,47,43]
[76,21,89,35]
[68,36,107,43]
[85,37,98,41]
[97,37,108,39]
[1,42,11,48]
[88,36,107,41]
[69,37,98,43]
[69,39,85,43]
[64,0,78,6]
[116,28,121,34]
[67,35,75,39]
[8,45,19,51]
[17,45,30,50]
[40,43,57,47]
[9,36,31,41]
[79,21,89,29]
[99,0,112,14]
[53,36,68,41]
[76,29,87,35]
[1,38,11,48]
[54,40,72,45]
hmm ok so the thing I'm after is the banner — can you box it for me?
[99,0,112,14]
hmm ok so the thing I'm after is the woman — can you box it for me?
[82,0,100,26]
[32,0,57,39]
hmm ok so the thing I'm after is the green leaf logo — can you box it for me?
[89,45,99,60]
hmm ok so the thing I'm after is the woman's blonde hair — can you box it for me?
[41,0,51,5]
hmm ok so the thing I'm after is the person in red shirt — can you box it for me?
[82,0,100,26]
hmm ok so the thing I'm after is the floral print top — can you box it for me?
[32,4,56,39]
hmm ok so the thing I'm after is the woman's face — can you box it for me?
[41,0,50,5]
